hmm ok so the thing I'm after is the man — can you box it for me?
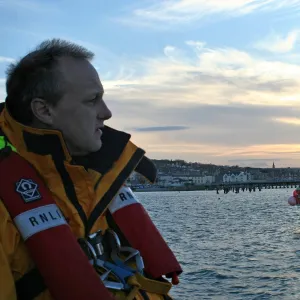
[0,39,181,300]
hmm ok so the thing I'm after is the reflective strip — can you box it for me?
[14,204,67,241]
[109,186,139,214]
[0,136,17,152]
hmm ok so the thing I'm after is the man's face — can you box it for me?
[50,57,112,156]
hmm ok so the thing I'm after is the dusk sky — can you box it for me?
[1,0,300,168]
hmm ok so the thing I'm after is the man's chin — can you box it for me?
[90,141,103,152]
[67,140,102,156]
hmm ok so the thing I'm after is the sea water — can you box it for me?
[138,189,300,300]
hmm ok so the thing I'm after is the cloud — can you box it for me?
[228,158,281,168]
[163,46,188,63]
[132,126,189,132]
[105,94,300,166]
[104,41,300,108]
[120,0,300,27]
[2,36,300,166]
[273,117,300,125]
[0,56,15,63]
[101,38,300,166]
[254,30,300,53]
[229,158,281,162]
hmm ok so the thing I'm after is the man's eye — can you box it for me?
[89,97,97,104]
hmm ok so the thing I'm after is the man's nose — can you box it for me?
[97,100,112,121]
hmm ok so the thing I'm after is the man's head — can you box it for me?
[5,39,112,156]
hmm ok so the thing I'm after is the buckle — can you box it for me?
[78,230,130,290]
[106,230,144,274]
[78,229,144,291]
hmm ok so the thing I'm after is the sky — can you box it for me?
[1,1,300,168]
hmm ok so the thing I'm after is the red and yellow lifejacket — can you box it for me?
[0,104,182,300]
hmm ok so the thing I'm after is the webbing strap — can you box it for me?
[15,268,46,300]
[128,273,172,295]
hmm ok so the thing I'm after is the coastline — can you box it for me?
[131,185,208,192]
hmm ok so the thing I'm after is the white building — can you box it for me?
[176,175,215,185]
[156,173,216,187]
[223,172,252,183]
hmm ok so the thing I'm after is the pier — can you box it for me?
[211,180,300,194]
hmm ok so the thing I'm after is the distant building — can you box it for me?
[223,172,252,183]
[156,174,174,187]
[175,175,215,185]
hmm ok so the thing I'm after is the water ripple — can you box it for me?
[137,189,300,299]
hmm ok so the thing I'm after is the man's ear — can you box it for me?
[31,98,53,126]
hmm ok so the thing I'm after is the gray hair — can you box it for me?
[5,38,94,124]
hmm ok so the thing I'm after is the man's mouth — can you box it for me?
[95,127,103,135]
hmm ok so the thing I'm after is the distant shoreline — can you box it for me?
[131,184,295,193]
[132,186,208,192]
